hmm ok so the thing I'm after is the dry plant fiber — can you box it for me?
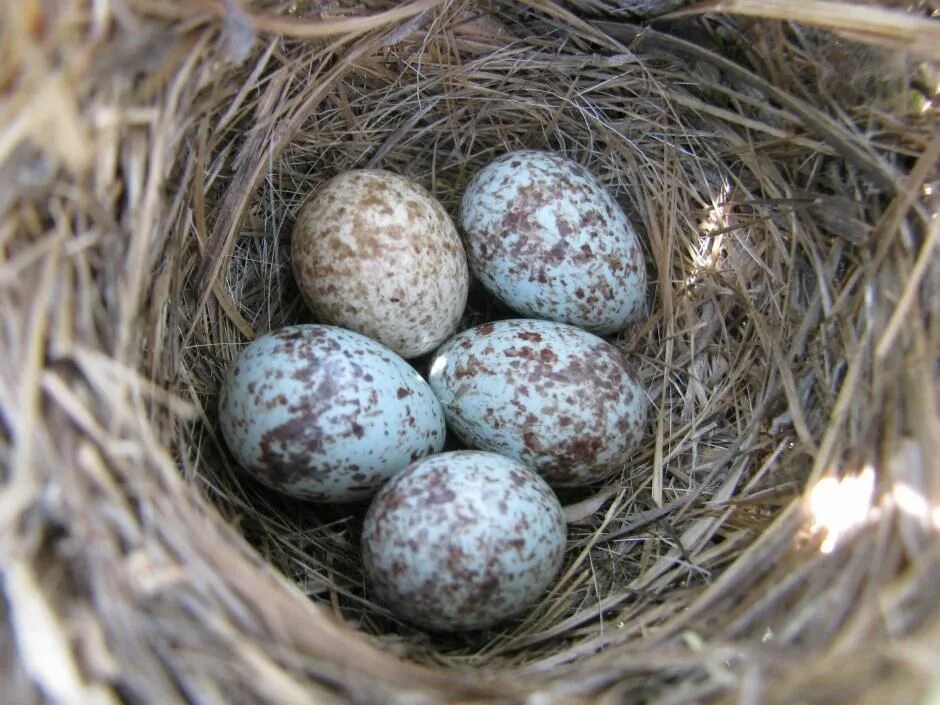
[1,1,939,704]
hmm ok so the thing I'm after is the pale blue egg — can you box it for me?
[362,451,566,631]
[219,325,445,502]
[459,150,646,334]
[428,319,647,486]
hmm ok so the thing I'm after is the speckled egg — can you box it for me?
[218,325,446,502]
[459,150,646,334]
[428,319,648,486]
[361,450,566,631]
[292,170,469,358]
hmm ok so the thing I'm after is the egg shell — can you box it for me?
[292,170,469,358]
[459,150,646,334]
[218,325,446,502]
[427,319,647,486]
[361,450,566,632]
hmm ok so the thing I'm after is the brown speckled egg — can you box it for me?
[428,319,648,486]
[361,451,567,632]
[459,150,646,334]
[292,170,469,358]
[218,325,446,502]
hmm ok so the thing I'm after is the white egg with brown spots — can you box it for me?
[428,319,648,486]
[459,150,647,334]
[361,451,567,632]
[292,170,469,358]
[218,325,446,502]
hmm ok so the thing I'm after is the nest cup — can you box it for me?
[2,2,939,704]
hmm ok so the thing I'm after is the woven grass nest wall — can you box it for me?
[2,1,940,703]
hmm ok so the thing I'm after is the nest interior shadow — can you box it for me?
[1,2,938,705]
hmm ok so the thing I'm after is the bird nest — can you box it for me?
[1,1,939,704]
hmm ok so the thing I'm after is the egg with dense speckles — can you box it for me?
[218,325,446,502]
[459,150,646,334]
[362,451,566,631]
[428,319,647,486]
[292,170,469,358]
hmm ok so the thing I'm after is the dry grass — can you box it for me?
[688,0,940,61]
[1,1,938,704]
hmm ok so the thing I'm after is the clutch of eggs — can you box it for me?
[361,450,566,632]
[459,150,646,334]
[428,319,648,486]
[218,325,445,502]
[291,169,469,359]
